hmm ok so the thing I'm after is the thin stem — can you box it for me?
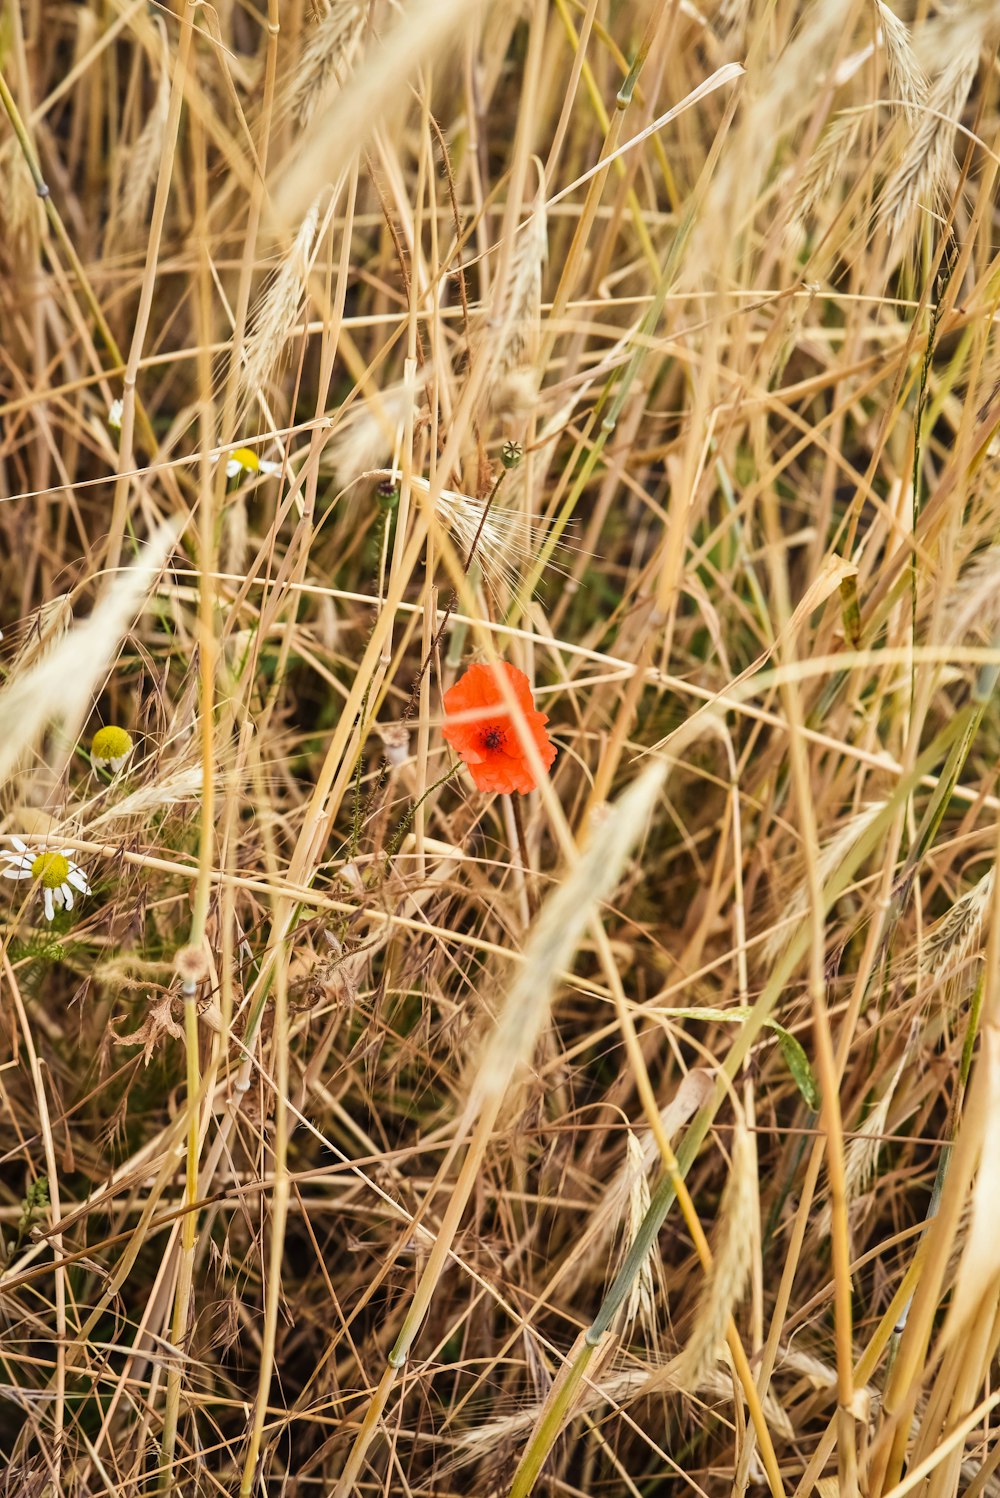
[591,917,785,1498]
[509,792,538,919]
[0,65,156,453]
[404,463,510,718]
[158,976,203,1489]
[158,93,216,1490]
[333,765,665,1495]
[106,1,198,577]
[504,721,966,1495]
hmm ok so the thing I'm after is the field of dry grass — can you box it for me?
[3,0,1000,1493]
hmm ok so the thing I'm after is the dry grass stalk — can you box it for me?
[117,59,170,244]
[764,802,887,962]
[872,1,928,122]
[674,1116,755,1389]
[0,523,178,787]
[238,197,322,410]
[483,177,547,417]
[877,42,980,243]
[284,1,368,128]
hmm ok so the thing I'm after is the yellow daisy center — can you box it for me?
[229,446,260,472]
[31,853,70,889]
[92,725,133,760]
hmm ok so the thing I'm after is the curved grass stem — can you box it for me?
[504,718,968,1495]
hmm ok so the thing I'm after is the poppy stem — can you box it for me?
[358,465,513,841]
[509,793,538,920]
[383,763,460,867]
[403,465,510,722]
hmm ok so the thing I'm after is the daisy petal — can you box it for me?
[43,887,54,922]
[62,886,74,911]
[68,870,90,894]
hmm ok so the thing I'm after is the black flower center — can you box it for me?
[481,726,506,752]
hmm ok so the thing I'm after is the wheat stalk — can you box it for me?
[238,197,323,412]
[284,1,368,128]
[674,1116,755,1389]
[878,42,980,243]
[482,172,547,418]
[117,46,171,244]
[619,1131,655,1338]
[872,1,927,122]
[904,867,995,996]
[378,469,562,601]
[817,1028,917,1239]
[786,109,866,244]
[0,138,40,260]
[450,1358,794,1468]
[329,368,428,486]
[764,802,887,963]
[0,523,179,788]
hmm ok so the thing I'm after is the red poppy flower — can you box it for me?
[441,661,557,795]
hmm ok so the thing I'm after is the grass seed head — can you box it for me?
[117,67,170,245]
[482,179,547,418]
[873,0,928,122]
[675,1116,755,1389]
[284,1,368,128]
[877,39,981,248]
[238,198,322,412]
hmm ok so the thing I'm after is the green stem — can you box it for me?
[383,764,460,865]
[508,1345,598,1498]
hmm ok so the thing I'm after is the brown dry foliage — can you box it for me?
[1,1,1000,1495]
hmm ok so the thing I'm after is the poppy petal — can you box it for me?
[443,660,557,796]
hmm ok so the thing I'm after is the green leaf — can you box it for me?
[840,573,862,649]
[652,1006,820,1110]
[768,1021,821,1111]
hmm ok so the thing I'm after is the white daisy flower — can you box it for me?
[91,724,135,773]
[2,839,91,922]
[225,446,283,481]
[108,398,124,431]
